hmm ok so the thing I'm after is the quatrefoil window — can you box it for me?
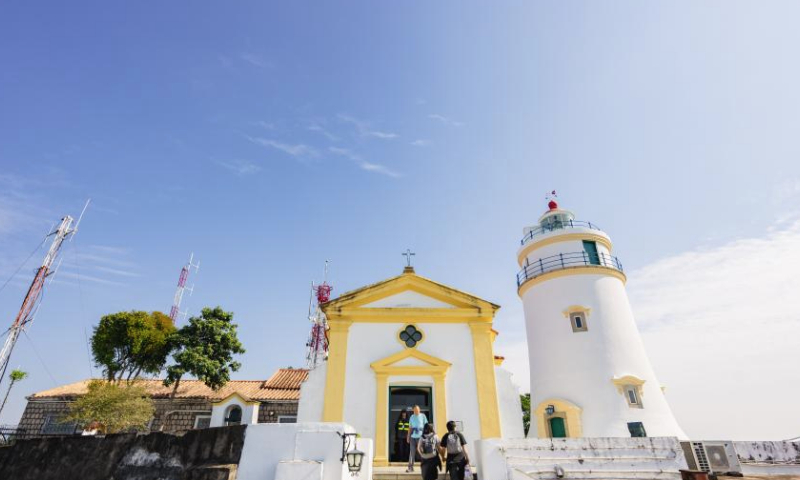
[399,325,423,348]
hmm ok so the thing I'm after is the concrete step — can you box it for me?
[373,466,452,480]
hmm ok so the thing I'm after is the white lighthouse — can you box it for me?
[518,199,686,439]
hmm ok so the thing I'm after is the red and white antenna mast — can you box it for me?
[169,253,199,322]
[0,200,90,381]
[306,260,332,369]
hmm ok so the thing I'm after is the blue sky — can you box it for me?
[1,2,799,439]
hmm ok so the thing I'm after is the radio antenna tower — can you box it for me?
[0,200,90,384]
[169,253,199,322]
[305,260,332,369]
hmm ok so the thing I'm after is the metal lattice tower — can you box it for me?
[305,261,332,369]
[169,253,199,322]
[0,202,89,383]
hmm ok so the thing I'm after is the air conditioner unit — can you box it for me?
[681,441,741,475]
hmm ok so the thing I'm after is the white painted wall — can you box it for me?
[475,437,687,480]
[298,363,326,422]
[342,322,482,454]
[496,367,525,439]
[237,423,373,480]
[519,220,686,439]
[362,290,456,308]
[210,396,258,427]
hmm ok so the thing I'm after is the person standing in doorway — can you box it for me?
[406,405,428,472]
[394,410,410,462]
[439,421,470,480]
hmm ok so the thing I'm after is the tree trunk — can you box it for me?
[170,377,181,399]
[0,380,17,419]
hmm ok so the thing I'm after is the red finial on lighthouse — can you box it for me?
[546,190,558,210]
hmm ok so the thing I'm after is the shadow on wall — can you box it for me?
[0,425,247,480]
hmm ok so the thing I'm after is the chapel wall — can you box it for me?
[343,322,483,446]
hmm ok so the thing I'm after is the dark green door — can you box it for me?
[582,240,600,265]
[549,417,566,438]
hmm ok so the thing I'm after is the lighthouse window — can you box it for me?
[627,422,647,438]
[569,312,588,332]
[624,385,643,408]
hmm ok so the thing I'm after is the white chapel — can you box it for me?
[297,265,524,466]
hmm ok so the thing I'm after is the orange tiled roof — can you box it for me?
[30,368,308,402]
[261,368,309,389]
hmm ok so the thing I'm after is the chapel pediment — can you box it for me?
[321,267,499,315]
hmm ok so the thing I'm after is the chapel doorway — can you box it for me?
[388,386,433,463]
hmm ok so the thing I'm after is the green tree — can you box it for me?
[520,393,531,436]
[64,380,154,433]
[0,369,28,419]
[163,306,245,396]
[91,311,176,382]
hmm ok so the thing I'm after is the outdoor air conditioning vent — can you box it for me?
[686,441,741,474]
[705,445,731,471]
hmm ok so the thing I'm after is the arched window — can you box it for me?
[225,405,243,426]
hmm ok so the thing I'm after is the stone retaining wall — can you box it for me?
[0,425,247,480]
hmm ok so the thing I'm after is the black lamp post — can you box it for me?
[338,432,365,475]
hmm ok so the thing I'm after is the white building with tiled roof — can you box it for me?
[17,368,307,437]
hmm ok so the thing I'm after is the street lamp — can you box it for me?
[545,404,555,416]
[338,432,365,475]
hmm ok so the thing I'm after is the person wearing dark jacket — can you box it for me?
[394,410,410,461]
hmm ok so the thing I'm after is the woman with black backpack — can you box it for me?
[439,421,471,480]
[416,423,442,480]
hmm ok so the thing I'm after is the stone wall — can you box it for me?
[17,398,299,437]
[256,401,297,423]
[475,436,689,480]
[0,425,247,480]
[151,399,213,433]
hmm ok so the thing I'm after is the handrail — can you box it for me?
[517,251,623,287]
[520,220,602,246]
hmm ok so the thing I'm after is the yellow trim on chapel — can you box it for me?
[318,268,504,466]
[321,319,351,422]
[371,349,451,467]
[518,266,627,296]
[517,232,613,267]
[469,322,502,439]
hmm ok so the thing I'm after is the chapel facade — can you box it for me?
[297,266,524,466]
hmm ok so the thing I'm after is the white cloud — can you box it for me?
[216,159,262,176]
[428,113,464,127]
[627,219,800,440]
[328,147,402,178]
[239,52,270,68]
[308,123,339,142]
[246,135,318,158]
[411,139,431,147]
[337,114,398,139]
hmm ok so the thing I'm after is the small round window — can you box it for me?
[399,325,423,348]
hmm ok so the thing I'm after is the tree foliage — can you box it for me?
[164,306,245,394]
[64,380,155,433]
[520,393,531,436]
[91,311,175,382]
[0,369,29,419]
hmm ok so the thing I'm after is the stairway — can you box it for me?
[372,466,452,480]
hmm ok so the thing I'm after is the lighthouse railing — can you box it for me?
[517,251,624,287]
[520,220,603,246]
